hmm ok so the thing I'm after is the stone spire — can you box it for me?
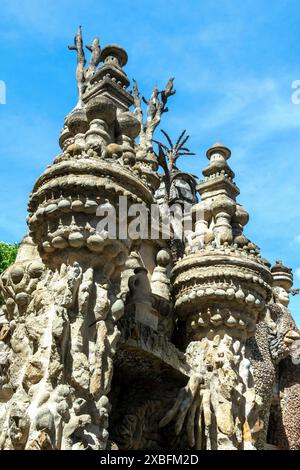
[0,29,155,451]
[84,44,132,111]
[167,143,273,449]
[60,29,141,165]
[193,142,251,249]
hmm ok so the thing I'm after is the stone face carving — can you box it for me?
[0,29,299,451]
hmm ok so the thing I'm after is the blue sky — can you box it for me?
[0,0,300,323]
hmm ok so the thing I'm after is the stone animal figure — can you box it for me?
[247,286,300,449]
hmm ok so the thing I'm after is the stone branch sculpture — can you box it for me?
[152,129,196,261]
[68,26,87,108]
[154,129,195,200]
[132,78,176,154]
[68,27,102,108]
[85,38,101,78]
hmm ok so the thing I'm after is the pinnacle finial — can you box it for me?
[206,142,231,161]
[271,260,293,291]
[100,44,128,68]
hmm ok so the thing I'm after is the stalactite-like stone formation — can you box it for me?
[0,28,299,450]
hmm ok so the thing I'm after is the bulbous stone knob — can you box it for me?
[117,111,141,138]
[10,266,24,284]
[211,197,236,217]
[66,108,89,135]
[86,96,117,124]
[156,249,170,267]
[28,261,44,278]
[58,126,73,150]
[66,143,83,156]
[106,143,123,158]
[234,204,249,227]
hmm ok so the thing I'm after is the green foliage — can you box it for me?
[0,242,18,306]
[0,242,18,275]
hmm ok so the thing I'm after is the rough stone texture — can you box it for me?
[246,286,299,449]
[267,339,300,449]
[0,29,299,451]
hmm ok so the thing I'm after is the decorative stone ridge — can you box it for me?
[0,28,299,451]
[173,251,272,339]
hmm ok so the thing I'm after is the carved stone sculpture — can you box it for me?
[246,261,300,449]
[0,29,299,451]
[267,340,300,449]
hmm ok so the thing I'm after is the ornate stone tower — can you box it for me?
[0,29,299,451]
[170,142,273,449]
